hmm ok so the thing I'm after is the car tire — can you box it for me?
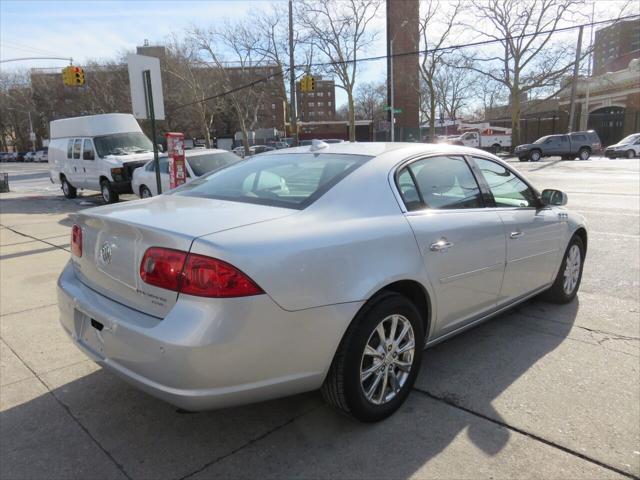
[529,150,541,162]
[61,176,77,199]
[100,179,119,204]
[518,157,528,162]
[491,144,501,154]
[321,292,424,422]
[140,185,152,198]
[578,148,590,161]
[544,235,585,304]
[626,150,635,159]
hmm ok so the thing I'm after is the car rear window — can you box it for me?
[187,152,239,177]
[174,153,371,209]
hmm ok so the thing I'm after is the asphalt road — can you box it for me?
[1,157,639,480]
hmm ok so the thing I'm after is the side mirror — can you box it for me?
[541,189,568,206]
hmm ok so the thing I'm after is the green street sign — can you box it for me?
[384,106,402,113]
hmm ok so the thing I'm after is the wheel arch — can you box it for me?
[573,227,588,254]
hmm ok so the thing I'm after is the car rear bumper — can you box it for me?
[57,261,360,411]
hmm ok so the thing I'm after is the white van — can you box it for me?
[49,113,156,203]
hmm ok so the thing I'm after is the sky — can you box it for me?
[1,0,636,109]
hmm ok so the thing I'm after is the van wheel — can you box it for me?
[140,186,152,198]
[578,148,590,160]
[100,179,119,204]
[61,177,77,199]
[321,292,424,422]
[491,144,501,154]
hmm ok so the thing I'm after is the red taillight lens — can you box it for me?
[140,247,187,291]
[71,225,82,257]
[139,248,263,298]
[181,253,264,297]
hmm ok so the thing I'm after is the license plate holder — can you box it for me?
[77,311,106,359]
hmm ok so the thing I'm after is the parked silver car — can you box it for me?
[57,141,587,421]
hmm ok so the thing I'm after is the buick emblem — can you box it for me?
[100,242,113,264]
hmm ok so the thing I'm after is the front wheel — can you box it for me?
[529,150,541,162]
[544,235,585,303]
[578,148,591,160]
[626,150,636,159]
[321,292,424,422]
[140,185,152,198]
[100,179,119,204]
[61,177,77,199]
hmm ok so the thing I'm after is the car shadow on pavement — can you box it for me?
[0,298,579,480]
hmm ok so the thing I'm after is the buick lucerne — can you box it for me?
[57,141,587,422]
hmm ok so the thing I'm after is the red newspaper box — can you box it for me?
[165,132,186,189]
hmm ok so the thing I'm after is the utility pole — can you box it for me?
[27,111,36,152]
[288,0,298,146]
[390,39,395,142]
[582,2,596,131]
[568,25,584,133]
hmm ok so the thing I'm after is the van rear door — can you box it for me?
[81,139,99,190]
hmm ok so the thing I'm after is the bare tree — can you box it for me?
[354,81,386,121]
[190,20,278,153]
[434,57,478,122]
[297,0,382,141]
[462,0,585,145]
[417,0,462,142]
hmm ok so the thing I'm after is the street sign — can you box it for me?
[127,54,165,120]
[383,106,402,114]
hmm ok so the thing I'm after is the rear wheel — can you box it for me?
[544,235,585,304]
[491,144,501,154]
[529,150,541,162]
[321,292,424,422]
[626,149,635,159]
[578,148,591,160]
[100,179,119,204]
[61,176,77,199]
[140,185,152,198]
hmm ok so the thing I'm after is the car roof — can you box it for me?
[260,141,486,159]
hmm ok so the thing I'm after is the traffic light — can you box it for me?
[300,74,315,92]
[62,66,85,86]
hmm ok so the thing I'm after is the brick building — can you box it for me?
[296,75,336,122]
[386,0,420,140]
[593,18,640,76]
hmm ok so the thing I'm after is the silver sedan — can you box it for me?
[57,141,587,422]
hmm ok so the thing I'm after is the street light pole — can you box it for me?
[27,111,35,152]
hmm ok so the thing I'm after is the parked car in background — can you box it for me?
[323,139,346,144]
[23,151,37,162]
[232,145,275,158]
[131,148,241,197]
[266,141,289,149]
[604,133,640,159]
[17,152,27,162]
[515,131,602,161]
[35,148,48,163]
[58,141,587,422]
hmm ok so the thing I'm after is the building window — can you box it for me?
[309,111,315,117]
[318,102,324,107]
[317,92,324,97]
[328,101,332,107]
[271,103,276,110]
[308,102,315,107]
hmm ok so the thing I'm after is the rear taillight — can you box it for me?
[71,225,82,257]
[139,247,263,298]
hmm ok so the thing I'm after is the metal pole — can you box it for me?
[143,69,162,195]
[27,111,35,151]
[288,0,298,146]
[568,26,584,133]
[582,2,596,130]
[390,39,395,142]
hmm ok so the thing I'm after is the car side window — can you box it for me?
[73,139,82,160]
[82,140,95,160]
[398,155,483,211]
[473,157,537,208]
[67,140,74,159]
[560,136,569,143]
[397,167,422,211]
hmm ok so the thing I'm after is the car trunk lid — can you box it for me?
[71,195,293,318]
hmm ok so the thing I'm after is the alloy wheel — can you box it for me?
[360,314,415,406]
[563,244,581,295]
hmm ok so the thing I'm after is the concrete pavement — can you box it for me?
[1,158,638,479]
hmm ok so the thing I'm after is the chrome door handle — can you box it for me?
[510,231,524,239]
[430,239,454,252]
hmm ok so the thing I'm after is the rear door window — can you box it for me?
[397,156,483,211]
[67,140,74,159]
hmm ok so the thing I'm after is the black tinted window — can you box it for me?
[73,139,82,160]
[187,152,239,177]
[572,134,586,141]
[175,153,371,209]
[67,140,73,159]
[82,140,94,160]
[400,156,483,210]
